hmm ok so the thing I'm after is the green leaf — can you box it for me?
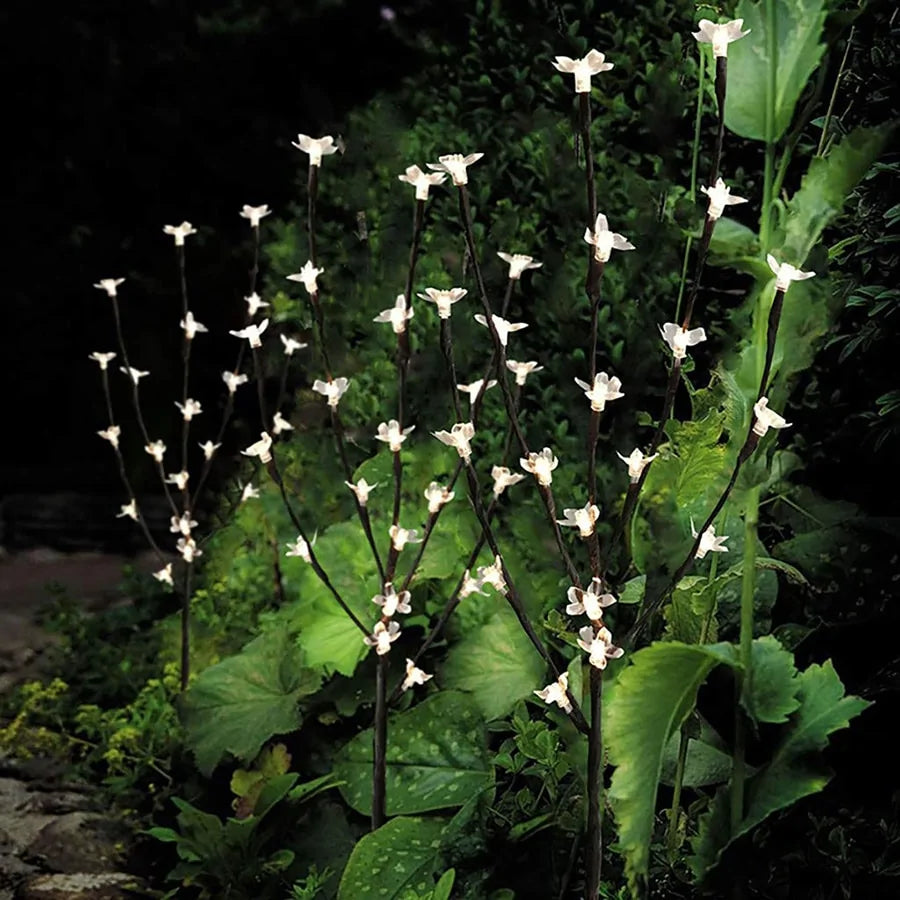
[660,721,735,789]
[337,816,448,900]
[180,631,320,775]
[288,773,343,805]
[618,575,646,605]
[783,125,895,262]
[742,636,800,725]
[725,0,828,142]
[690,660,870,880]
[606,642,738,895]
[334,692,492,816]
[432,870,456,900]
[441,605,546,720]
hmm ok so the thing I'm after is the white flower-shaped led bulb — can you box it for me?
[292,134,338,166]
[574,372,624,412]
[520,448,559,486]
[287,261,325,295]
[117,499,138,521]
[272,411,294,435]
[700,178,748,221]
[240,482,260,502]
[165,470,190,491]
[766,255,816,292]
[552,49,614,93]
[93,278,125,297]
[120,366,149,384]
[460,569,487,598]
[426,153,484,186]
[163,222,198,245]
[364,620,401,655]
[375,419,415,452]
[752,397,791,437]
[312,377,350,408]
[222,370,249,394]
[389,525,422,552]
[285,536,312,562]
[402,659,433,691]
[280,334,307,356]
[566,578,617,621]
[175,399,202,421]
[373,294,414,334]
[169,511,197,536]
[145,440,166,463]
[240,204,271,227]
[433,422,476,461]
[89,351,117,370]
[497,252,543,280]
[659,323,707,360]
[477,556,507,595]
[424,482,454,514]
[345,478,377,506]
[179,311,208,341]
[691,519,729,559]
[692,19,750,58]
[241,431,273,463]
[417,287,467,319]
[153,564,173,587]
[199,440,221,460]
[373,582,412,617]
[474,313,528,347]
[491,465,525,498]
[98,426,121,449]
[177,536,202,563]
[457,378,498,407]
[230,319,269,348]
[583,214,635,262]
[245,292,270,317]
[397,164,446,200]
[577,625,624,669]
[617,448,658,482]
[557,502,601,538]
[505,360,544,386]
[534,672,572,712]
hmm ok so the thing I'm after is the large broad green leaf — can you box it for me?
[334,692,492,816]
[337,816,449,900]
[725,0,828,142]
[441,605,546,720]
[742,635,800,724]
[605,641,738,896]
[660,719,736,789]
[180,631,320,775]
[690,660,870,881]
[782,125,895,262]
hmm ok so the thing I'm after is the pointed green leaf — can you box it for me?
[742,636,800,724]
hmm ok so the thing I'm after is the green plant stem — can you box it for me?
[817,27,854,158]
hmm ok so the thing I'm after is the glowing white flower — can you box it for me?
[242,431,273,463]
[389,525,422,552]
[583,213,635,263]
[93,278,125,297]
[180,311,208,341]
[552,49,614,93]
[120,366,149,384]
[375,419,415,452]
[459,569,487,598]
[700,178,748,221]
[280,334,307,356]
[199,440,221,460]
[169,511,197,536]
[398,164,446,200]
[766,255,816,292]
[97,426,121,449]
[287,261,325,295]
[270,411,293,435]
[229,319,269,348]
[285,536,312,562]
[175,398,202,421]
[577,625,624,669]
[477,556,507,595]
[240,204,271,227]
[691,519,729,559]
[176,536,202,563]
[505,359,544,386]
[145,440,166,463]
[312,377,350,408]
[364,620,401,655]
[433,422,476,461]
[557,502,600,538]
[240,482,260,502]
[222,370,249,394]
[534,672,572,712]
[89,351,117,370]
[116,499,138,521]
[418,287,467,319]
[345,478,377,506]
[163,222,197,245]
[617,448,658,482]
[497,252,543,280]
[520,447,559,486]
[165,470,190,491]
[692,18,750,58]
[752,397,791,437]
[424,482,454,514]
[426,153,484,186]
[402,658,433,691]
[659,323,707,360]
[566,578,617,621]
[292,134,338,166]
[153,564,173,587]
[245,292,270,317]
[457,378,498,406]
[373,293,414,334]
[373,582,412,617]
[491,465,526,498]
[574,372,624,412]
[474,313,528,347]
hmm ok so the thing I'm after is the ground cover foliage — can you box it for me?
[3,1,899,898]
